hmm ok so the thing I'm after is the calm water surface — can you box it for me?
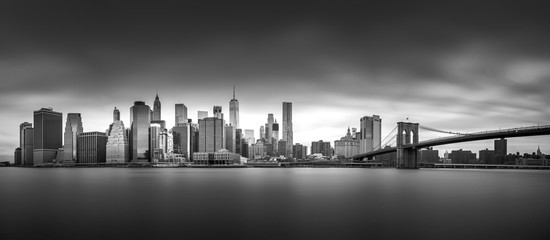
[1,168,550,240]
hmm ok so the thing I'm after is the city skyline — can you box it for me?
[1,1,550,160]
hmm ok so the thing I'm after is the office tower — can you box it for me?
[244,129,255,144]
[113,107,120,122]
[266,113,274,143]
[33,108,63,164]
[130,101,151,162]
[153,93,161,121]
[235,129,243,155]
[213,106,223,120]
[17,122,32,165]
[159,130,169,159]
[77,132,107,164]
[359,115,382,153]
[173,123,197,160]
[282,102,293,157]
[175,104,188,127]
[272,120,279,152]
[278,140,287,157]
[106,114,129,163]
[149,123,161,162]
[229,85,240,128]
[63,113,83,162]
[225,125,236,153]
[241,141,249,158]
[21,125,34,166]
[14,148,22,165]
[311,140,332,157]
[259,126,265,140]
[334,127,360,158]
[198,111,208,120]
[494,138,507,164]
[198,117,224,153]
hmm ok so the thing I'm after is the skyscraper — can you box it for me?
[149,123,161,162]
[213,106,223,120]
[153,93,161,121]
[18,122,32,165]
[33,108,63,164]
[21,124,34,166]
[495,138,507,164]
[130,101,151,162]
[172,123,194,159]
[175,104,188,126]
[266,113,274,143]
[244,129,255,145]
[198,117,224,153]
[282,102,293,157]
[63,113,83,163]
[225,125,236,153]
[229,85,240,128]
[359,115,382,153]
[106,111,129,164]
[77,132,107,164]
[260,125,265,140]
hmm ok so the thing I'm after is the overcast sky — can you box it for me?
[1,0,549,160]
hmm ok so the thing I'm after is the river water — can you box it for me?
[1,168,549,240]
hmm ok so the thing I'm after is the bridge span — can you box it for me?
[351,123,550,168]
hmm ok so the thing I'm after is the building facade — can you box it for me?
[449,149,477,164]
[106,118,129,163]
[130,101,151,162]
[334,128,360,158]
[359,115,382,153]
[229,85,240,128]
[22,126,34,166]
[282,102,293,157]
[311,140,332,157]
[198,117,224,153]
[225,125,236,153]
[175,104,188,126]
[33,108,63,164]
[18,122,32,165]
[77,132,107,164]
[153,93,161,121]
[63,113,83,162]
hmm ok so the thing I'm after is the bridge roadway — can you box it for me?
[352,125,550,160]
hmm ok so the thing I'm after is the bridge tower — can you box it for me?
[396,122,419,169]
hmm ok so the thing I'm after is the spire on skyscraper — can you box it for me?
[233,84,235,100]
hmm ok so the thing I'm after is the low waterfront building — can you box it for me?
[193,150,241,165]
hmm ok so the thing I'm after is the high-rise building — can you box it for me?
[18,122,32,165]
[229,85,240,128]
[266,113,274,143]
[282,102,293,157]
[149,123,162,162]
[153,93,161,121]
[22,125,34,166]
[225,125,236,153]
[334,127,360,158]
[278,140,287,157]
[260,125,265,140]
[77,131,107,164]
[213,106,223,120]
[33,108,63,164]
[479,149,495,164]
[495,138,507,164]
[272,121,279,153]
[293,143,307,160]
[359,115,382,153]
[244,129,255,144]
[197,111,208,120]
[106,113,129,163]
[175,104,188,127]
[198,117,224,153]
[235,128,243,155]
[172,124,191,159]
[311,140,332,157]
[63,113,83,162]
[14,148,22,165]
[130,101,151,162]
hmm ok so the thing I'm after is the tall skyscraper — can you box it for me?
[18,122,32,165]
[359,115,382,153]
[213,106,223,120]
[33,108,63,164]
[63,113,83,162]
[225,125,236,153]
[153,93,161,121]
[21,125,34,166]
[77,131,107,164]
[106,110,129,163]
[235,128,243,155]
[130,101,151,162]
[260,125,265,140]
[229,85,240,128]
[149,123,161,162]
[172,123,195,159]
[495,138,507,164]
[282,102,293,157]
[175,104,188,126]
[197,111,208,120]
[198,117,224,153]
[266,113,274,143]
[272,120,279,153]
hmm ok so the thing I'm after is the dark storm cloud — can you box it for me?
[1,0,550,159]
